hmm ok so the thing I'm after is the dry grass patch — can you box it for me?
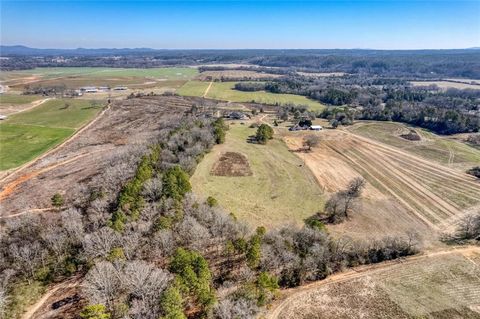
[211,152,252,177]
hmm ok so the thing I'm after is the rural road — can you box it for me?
[265,245,480,319]
[203,81,213,97]
[20,277,81,319]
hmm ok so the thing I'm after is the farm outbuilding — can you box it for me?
[310,125,323,131]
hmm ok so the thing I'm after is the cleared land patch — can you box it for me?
[349,121,480,170]
[0,99,102,170]
[211,152,252,176]
[197,70,282,81]
[190,123,323,228]
[269,247,480,319]
[0,94,43,105]
[411,80,480,90]
[178,81,325,112]
[283,126,480,242]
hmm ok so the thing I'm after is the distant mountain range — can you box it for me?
[1,45,479,56]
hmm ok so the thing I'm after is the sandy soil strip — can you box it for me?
[0,152,90,203]
[203,81,213,98]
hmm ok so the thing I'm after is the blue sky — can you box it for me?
[1,1,479,49]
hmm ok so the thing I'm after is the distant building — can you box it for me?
[310,125,323,131]
[226,111,249,120]
[0,115,7,120]
[98,86,110,92]
[80,86,98,93]
[113,86,128,91]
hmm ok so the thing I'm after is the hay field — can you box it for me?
[349,122,480,170]
[190,123,323,228]
[178,81,326,112]
[0,99,102,170]
[268,247,480,319]
[282,122,480,243]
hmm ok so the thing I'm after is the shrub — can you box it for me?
[162,166,192,201]
[169,248,216,312]
[255,124,274,144]
[80,304,111,319]
[467,166,480,178]
[160,285,186,319]
[51,193,64,207]
[206,196,218,207]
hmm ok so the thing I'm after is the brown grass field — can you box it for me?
[275,120,480,245]
[410,80,480,90]
[267,246,480,319]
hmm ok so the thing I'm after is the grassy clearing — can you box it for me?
[0,124,74,170]
[2,67,198,80]
[5,99,102,129]
[0,94,43,105]
[3,280,46,319]
[178,81,325,112]
[190,123,323,228]
[0,99,101,170]
[350,121,480,168]
[177,81,210,97]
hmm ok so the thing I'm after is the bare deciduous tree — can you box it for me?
[83,227,119,260]
[303,134,320,151]
[83,261,121,312]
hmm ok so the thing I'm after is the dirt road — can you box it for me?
[203,80,213,97]
[266,246,480,319]
[20,277,81,319]
[0,97,52,115]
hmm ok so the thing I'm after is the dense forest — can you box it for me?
[2,47,480,78]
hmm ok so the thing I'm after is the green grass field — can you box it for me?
[5,99,101,129]
[178,81,326,112]
[1,67,198,80]
[350,121,480,168]
[0,94,43,105]
[190,123,324,228]
[0,124,74,170]
[0,99,102,170]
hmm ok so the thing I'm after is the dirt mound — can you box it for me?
[211,152,252,176]
[399,129,421,141]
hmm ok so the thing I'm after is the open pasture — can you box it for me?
[190,122,324,228]
[178,81,326,111]
[1,67,198,80]
[0,99,102,170]
[1,67,198,92]
[197,70,282,81]
[269,247,480,319]
[0,94,43,105]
